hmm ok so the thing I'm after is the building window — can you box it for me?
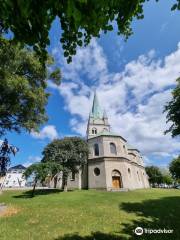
[8,175,11,178]
[94,143,99,156]
[70,171,75,181]
[103,128,108,132]
[137,171,140,181]
[110,143,117,155]
[123,145,126,153]
[94,167,100,176]
[128,168,131,177]
[92,128,97,134]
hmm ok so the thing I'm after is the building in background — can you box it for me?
[2,164,26,188]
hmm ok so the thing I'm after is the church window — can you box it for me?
[92,128,97,134]
[70,171,75,181]
[94,167,100,176]
[94,143,99,156]
[128,168,131,177]
[110,143,117,155]
[103,128,108,132]
[123,145,126,153]
[137,171,140,181]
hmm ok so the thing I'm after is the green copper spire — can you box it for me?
[90,91,103,119]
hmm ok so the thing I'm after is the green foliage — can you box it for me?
[0,0,147,64]
[0,139,18,176]
[24,162,62,196]
[1,1,179,64]
[161,174,173,185]
[169,156,180,181]
[164,77,180,137]
[145,166,163,185]
[0,38,61,136]
[24,163,49,182]
[42,137,89,190]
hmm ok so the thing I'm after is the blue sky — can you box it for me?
[5,0,180,167]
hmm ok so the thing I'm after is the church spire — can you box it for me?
[90,91,103,119]
[87,91,110,138]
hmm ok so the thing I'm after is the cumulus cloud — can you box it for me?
[50,39,180,164]
[23,156,41,167]
[31,125,59,141]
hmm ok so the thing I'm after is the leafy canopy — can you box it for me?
[1,0,179,63]
[24,162,62,196]
[0,139,18,176]
[169,156,180,181]
[42,137,89,173]
[42,137,89,191]
[0,38,61,136]
[24,162,62,181]
[145,166,163,185]
[164,77,180,137]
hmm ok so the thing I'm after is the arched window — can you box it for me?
[137,171,140,181]
[94,143,99,156]
[123,145,126,153]
[92,128,97,134]
[128,168,131,177]
[110,143,117,155]
[70,171,75,181]
[103,128,108,132]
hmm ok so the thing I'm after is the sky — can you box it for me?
[5,0,180,168]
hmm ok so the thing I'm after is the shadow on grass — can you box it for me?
[54,195,180,240]
[54,232,125,240]
[13,189,64,198]
[120,196,180,240]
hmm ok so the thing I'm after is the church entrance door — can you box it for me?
[112,176,121,189]
[112,170,123,189]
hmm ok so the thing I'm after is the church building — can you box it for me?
[86,92,149,190]
[53,92,149,190]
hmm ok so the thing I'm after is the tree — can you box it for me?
[42,137,89,191]
[0,139,18,177]
[23,162,62,197]
[169,156,180,182]
[159,167,173,185]
[161,174,173,185]
[0,38,61,136]
[145,166,163,186]
[1,0,178,64]
[164,77,180,137]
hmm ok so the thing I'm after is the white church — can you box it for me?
[54,92,149,191]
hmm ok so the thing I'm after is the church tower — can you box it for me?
[87,92,110,139]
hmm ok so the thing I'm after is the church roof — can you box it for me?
[126,144,140,152]
[90,92,104,119]
[8,164,26,171]
[89,130,127,141]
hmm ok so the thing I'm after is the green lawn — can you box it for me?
[0,189,180,240]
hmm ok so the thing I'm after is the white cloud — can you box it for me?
[51,39,180,165]
[31,125,59,141]
[24,156,41,167]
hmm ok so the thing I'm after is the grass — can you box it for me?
[0,188,180,240]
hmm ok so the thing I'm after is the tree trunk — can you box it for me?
[62,172,68,192]
[32,179,37,197]
[54,176,57,189]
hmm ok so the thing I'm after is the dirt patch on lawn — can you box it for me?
[0,204,20,217]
